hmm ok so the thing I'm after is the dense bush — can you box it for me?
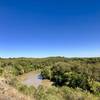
[0,57,100,99]
[41,59,100,95]
[35,85,99,100]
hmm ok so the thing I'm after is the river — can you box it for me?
[18,71,53,89]
[22,73,42,88]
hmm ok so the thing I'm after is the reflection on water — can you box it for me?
[22,73,43,88]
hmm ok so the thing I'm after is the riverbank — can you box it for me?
[0,77,31,100]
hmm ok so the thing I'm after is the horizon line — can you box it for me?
[1,56,100,59]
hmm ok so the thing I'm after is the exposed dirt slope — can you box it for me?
[0,77,32,100]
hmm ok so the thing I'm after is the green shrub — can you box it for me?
[89,81,100,95]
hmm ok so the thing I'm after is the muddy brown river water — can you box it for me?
[18,71,42,88]
[22,73,42,88]
[18,71,53,89]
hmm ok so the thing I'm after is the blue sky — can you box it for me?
[0,0,100,57]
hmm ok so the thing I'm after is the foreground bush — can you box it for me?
[35,86,99,100]
[8,78,36,97]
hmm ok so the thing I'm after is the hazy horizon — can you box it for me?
[1,55,100,59]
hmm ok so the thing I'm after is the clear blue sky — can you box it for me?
[0,0,100,58]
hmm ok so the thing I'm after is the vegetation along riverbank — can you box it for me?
[0,57,100,100]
